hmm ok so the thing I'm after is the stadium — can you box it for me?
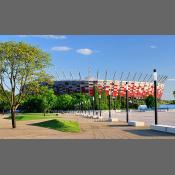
[52,73,167,99]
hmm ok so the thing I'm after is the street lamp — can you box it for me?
[126,82,129,123]
[79,102,81,113]
[113,96,116,111]
[99,94,102,116]
[153,69,158,125]
[88,99,91,115]
[82,102,84,114]
[108,90,112,120]
[79,103,81,113]
[84,101,86,114]
[80,102,83,114]
[92,96,95,116]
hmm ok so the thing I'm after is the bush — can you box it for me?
[145,95,155,108]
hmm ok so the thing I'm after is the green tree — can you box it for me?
[145,95,155,108]
[114,96,121,110]
[120,97,125,109]
[0,41,51,128]
[40,96,48,116]
[101,90,108,110]
[21,95,43,113]
[56,94,73,111]
[21,86,56,115]
[70,93,90,109]
[38,86,57,116]
[93,85,99,109]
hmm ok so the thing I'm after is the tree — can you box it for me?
[0,41,51,128]
[55,94,73,111]
[38,86,57,116]
[71,93,88,105]
[145,95,155,108]
[40,96,49,116]
[114,96,121,110]
[100,90,108,110]
[20,95,43,113]
[21,86,56,115]
[93,85,100,110]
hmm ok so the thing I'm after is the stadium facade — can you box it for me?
[52,76,165,99]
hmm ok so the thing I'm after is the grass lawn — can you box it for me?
[6,113,80,133]
[32,119,80,133]
[6,113,59,121]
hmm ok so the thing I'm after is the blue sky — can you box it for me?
[0,35,174,100]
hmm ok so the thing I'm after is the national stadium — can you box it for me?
[51,72,167,99]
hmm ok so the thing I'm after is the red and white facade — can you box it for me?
[89,80,164,99]
[54,79,164,99]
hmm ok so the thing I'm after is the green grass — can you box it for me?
[32,119,80,133]
[6,113,59,121]
[5,113,80,133]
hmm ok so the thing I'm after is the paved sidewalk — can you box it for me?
[92,110,175,126]
[0,114,175,139]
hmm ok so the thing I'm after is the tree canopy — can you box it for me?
[0,41,51,128]
[145,95,155,108]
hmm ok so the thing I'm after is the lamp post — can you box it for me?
[88,99,91,115]
[82,102,84,114]
[84,101,86,114]
[81,102,84,114]
[126,82,129,123]
[108,90,112,120]
[81,102,83,114]
[80,102,81,113]
[113,96,116,111]
[153,69,158,125]
[92,96,95,116]
[99,94,102,116]
[79,103,81,113]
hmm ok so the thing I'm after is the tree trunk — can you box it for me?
[11,108,16,128]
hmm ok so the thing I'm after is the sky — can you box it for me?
[0,35,174,100]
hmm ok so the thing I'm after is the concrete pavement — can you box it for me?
[0,114,175,139]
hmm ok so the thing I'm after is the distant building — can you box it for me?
[52,76,164,99]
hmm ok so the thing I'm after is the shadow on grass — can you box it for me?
[29,119,80,133]
[123,129,175,137]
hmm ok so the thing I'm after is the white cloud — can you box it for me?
[51,46,72,52]
[18,35,66,39]
[40,35,66,39]
[18,35,28,37]
[149,45,157,49]
[76,48,93,55]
